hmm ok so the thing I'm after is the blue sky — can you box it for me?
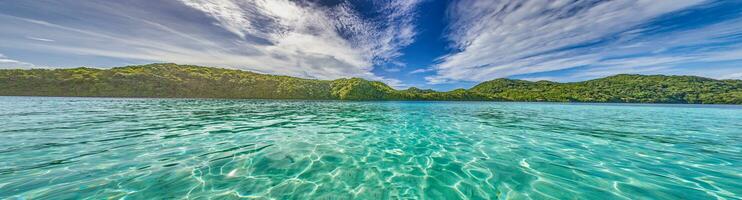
[1,0,741,90]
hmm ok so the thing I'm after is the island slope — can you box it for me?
[1,63,740,104]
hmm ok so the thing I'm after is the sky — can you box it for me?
[1,0,741,91]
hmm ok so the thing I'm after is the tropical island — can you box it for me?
[1,63,740,104]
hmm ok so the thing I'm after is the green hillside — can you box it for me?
[1,63,740,104]
[470,74,742,104]
[0,64,334,99]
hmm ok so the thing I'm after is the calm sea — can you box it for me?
[0,97,740,199]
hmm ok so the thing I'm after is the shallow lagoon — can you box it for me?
[0,97,740,199]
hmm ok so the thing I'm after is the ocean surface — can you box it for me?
[0,97,740,199]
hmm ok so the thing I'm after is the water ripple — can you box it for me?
[0,97,740,199]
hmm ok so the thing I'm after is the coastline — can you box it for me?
[3,95,741,106]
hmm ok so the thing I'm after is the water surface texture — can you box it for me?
[1,97,740,199]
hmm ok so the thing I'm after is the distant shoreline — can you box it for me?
[2,63,740,104]
[3,96,742,107]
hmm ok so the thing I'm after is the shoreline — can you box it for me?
[3,95,741,106]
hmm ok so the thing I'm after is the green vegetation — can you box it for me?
[0,64,334,99]
[470,75,742,104]
[1,63,740,104]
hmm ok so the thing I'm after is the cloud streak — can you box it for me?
[429,0,742,83]
[0,53,34,69]
[26,36,54,42]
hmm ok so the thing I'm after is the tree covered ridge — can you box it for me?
[1,63,740,104]
[470,74,742,104]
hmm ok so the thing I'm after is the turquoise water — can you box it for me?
[0,97,740,199]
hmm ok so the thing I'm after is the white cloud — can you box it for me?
[428,0,719,83]
[720,72,742,80]
[0,53,34,69]
[0,0,421,87]
[409,68,434,74]
[176,0,420,83]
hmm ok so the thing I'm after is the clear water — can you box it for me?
[0,97,740,200]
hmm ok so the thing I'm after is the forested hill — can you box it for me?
[470,75,742,104]
[1,63,740,104]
